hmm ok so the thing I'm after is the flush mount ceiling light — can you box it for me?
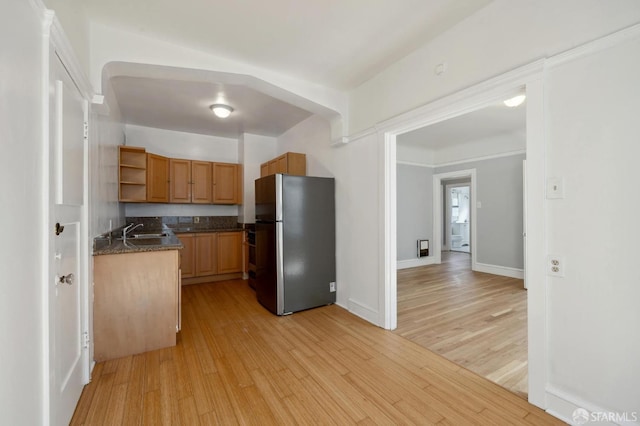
[210,104,233,118]
[503,94,526,107]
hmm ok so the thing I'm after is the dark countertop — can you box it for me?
[93,228,183,256]
[93,226,244,256]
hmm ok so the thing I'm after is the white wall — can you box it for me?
[238,133,276,224]
[435,154,525,269]
[544,35,640,417]
[333,133,382,321]
[123,124,239,217]
[349,0,640,134]
[396,164,433,261]
[90,82,125,235]
[277,115,335,178]
[0,1,45,424]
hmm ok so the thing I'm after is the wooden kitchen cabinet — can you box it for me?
[217,231,243,274]
[195,233,218,276]
[93,250,180,361]
[170,159,212,203]
[178,234,196,278]
[169,159,191,203]
[191,161,213,203]
[213,162,241,204]
[146,153,169,202]
[119,146,147,202]
[268,160,277,175]
[180,231,244,284]
[260,152,306,177]
[120,146,241,205]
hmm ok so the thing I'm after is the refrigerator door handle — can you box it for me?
[276,221,285,315]
[275,174,283,222]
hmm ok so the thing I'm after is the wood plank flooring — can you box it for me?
[395,252,528,398]
[71,276,557,425]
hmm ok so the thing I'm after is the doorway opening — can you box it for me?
[445,183,471,253]
[391,92,529,398]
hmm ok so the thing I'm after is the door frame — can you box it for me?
[439,174,475,262]
[378,60,547,408]
[41,11,94,424]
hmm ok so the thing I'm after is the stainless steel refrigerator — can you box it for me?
[254,174,336,315]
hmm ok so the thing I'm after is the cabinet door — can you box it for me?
[170,159,191,203]
[285,152,307,176]
[275,155,287,174]
[213,163,240,204]
[217,232,243,274]
[191,161,213,203]
[195,233,217,276]
[146,153,169,202]
[260,162,269,177]
[268,160,277,175]
[178,234,195,278]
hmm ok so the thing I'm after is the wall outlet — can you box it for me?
[194,216,200,223]
[547,255,565,277]
[329,282,336,292]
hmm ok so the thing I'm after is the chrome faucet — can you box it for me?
[122,223,143,244]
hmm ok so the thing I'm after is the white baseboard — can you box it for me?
[347,298,379,325]
[396,256,438,270]
[546,384,640,425]
[474,262,524,279]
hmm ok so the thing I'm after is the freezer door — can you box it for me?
[255,174,277,222]
[281,175,336,313]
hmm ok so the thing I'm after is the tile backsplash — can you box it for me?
[126,216,240,231]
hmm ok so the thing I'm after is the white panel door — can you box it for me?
[49,53,87,426]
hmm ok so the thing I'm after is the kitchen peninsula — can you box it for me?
[92,216,245,361]
[93,225,183,362]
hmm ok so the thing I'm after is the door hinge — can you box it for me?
[83,121,88,141]
[82,331,90,349]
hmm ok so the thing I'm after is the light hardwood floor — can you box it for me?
[395,252,528,398]
[71,277,557,425]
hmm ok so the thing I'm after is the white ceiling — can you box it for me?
[86,0,496,139]
[85,0,493,90]
[110,76,313,138]
[397,100,526,150]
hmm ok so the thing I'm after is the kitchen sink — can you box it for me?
[123,238,165,246]
[115,232,171,242]
[130,232,170,239]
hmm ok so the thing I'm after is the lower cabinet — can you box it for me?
[178,231,243,283]
[195,233,218,276]
[179,234,195,278]
[217,232,243,274]
[93,250,180,362]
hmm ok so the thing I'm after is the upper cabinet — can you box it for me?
[119,146,241,205]
[213,163,242,204]
[146,153,169,203]
[119,146,147,202]
[260,152,306,177]
[169,159,192,203]
[191,161,213,204]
